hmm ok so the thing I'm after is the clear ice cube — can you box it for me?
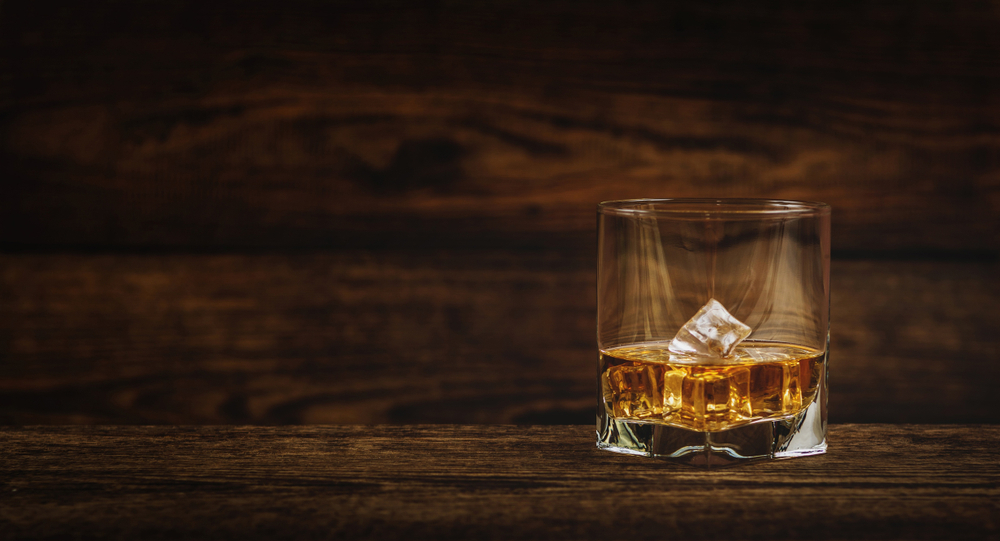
[668,298,751,358]
[602,364,663,419]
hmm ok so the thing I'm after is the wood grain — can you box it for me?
[2,425,998,540]
[2,253,996,425]
[2,2,999,428]
[2,1,998,252]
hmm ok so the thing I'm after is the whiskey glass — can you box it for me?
[597,199,831,466]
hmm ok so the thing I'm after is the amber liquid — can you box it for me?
[601,341,824,432]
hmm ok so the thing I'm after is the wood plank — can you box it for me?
[2,425,998,540]
[2,1,999,251]
[1,253,996,425]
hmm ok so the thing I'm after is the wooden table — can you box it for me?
[2,426,998,540]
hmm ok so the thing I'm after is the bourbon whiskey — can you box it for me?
[601,341,824,432]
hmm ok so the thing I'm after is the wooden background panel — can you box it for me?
[2,253,996,425]
[0,252,595,424]
[2,1,999,252]
[2,1,999,426]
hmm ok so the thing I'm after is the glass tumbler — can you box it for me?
[597,199,831,466]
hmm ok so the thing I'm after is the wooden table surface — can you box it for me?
[2,425,998,540]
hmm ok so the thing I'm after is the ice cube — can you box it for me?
[668,299,751,358]
[602,364,663,419]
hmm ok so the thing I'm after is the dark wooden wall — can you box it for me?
[1,1,998,424]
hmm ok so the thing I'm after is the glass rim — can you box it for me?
[597,198,830,219]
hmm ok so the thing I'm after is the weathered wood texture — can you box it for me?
[2,253,996,425]
[2,425,998,540]
[2,2,999,426]
[2,1,999,252]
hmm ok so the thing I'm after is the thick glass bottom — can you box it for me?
[596,399,826,468]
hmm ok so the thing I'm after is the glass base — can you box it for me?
[597,400,826,468]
